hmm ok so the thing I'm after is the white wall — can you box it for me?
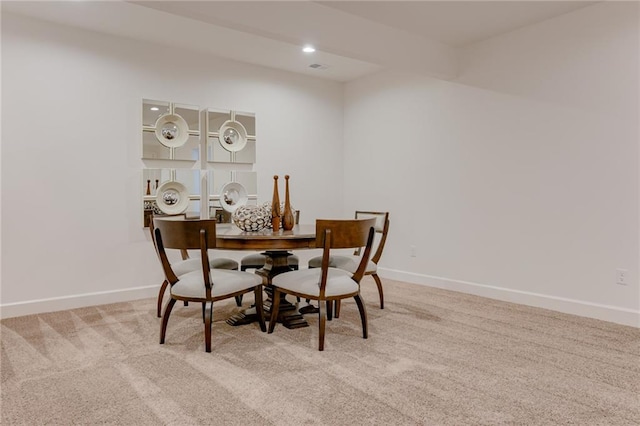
[343,2,639,326]
[3,3,639,328]
[457,1,639,124]
[1,13,343,316]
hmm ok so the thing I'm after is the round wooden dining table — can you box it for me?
[215,223,317,329]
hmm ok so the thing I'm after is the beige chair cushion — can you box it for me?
[241,253,299,267]
[171,269,262,299]
[172,257,238,276]
[307,255,376,274]
[272,268,358,298]
[172,258,201,276]
[210,257,239,270]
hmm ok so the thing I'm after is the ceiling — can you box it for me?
[3,1,597,82]
[317,1,597,47]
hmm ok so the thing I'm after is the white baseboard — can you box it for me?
[3,272,639,328]
[0,286,158,319]
[379,268,640,328]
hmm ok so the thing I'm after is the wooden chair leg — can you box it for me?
[254,287,266,332]
[354,295,368,339]
[235,295,243,307]
[335,300,341,318]
[326,300,333,321]
[201,302,206,323]
[157,280,169,318]
[318,301,327,351]
[184,301,189,306]
[204,302,213,353]
[268,289,281,333]
[372,273,384,309]
[160,298,177,344]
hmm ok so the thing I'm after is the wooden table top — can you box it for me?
[215,224,317,251]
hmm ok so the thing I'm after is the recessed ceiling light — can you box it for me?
[150,107,159,111]
[302,45,316,53]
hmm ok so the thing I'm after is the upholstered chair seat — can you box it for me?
[307,255,376,274]
[272,268,357,298]
[154,252,239,318]
[173,257,239,276]
[172,269,261,299]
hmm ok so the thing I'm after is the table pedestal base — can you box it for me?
[226,250,309,329]
[263,291,308,329]
[225,308,258,326]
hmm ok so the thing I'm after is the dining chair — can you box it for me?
[268,218,376,351]
[307,211,389,312]
[150,215,240,318]
[153,218,266,352]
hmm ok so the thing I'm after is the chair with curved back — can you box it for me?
[268,218,376,351]
[150,214,239,318]
[153,218,266,352]
[308,211,389,313]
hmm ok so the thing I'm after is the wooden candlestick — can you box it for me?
[271,175,281,231]
[282,175,294,231]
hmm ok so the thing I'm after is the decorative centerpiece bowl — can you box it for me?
[232,205,270,232]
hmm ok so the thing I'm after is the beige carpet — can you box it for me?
[1,278,639,425]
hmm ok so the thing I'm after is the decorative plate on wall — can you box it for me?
[154,113,189,148]
[155,181,189,215]
[219,182,248,213]
[218,120,248,152]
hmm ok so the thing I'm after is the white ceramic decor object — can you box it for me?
[154,113,189,148]
[218,120,248,152]
[219,182,248,213]
[155,181,189,215]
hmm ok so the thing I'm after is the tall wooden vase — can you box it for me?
[282,175,294,231]
[271,175,281,231]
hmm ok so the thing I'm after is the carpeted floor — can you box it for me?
[1,278,639,425]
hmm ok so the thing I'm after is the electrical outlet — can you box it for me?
[616,268,628,285]
[410,245,416,257]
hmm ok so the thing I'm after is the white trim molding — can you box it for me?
[0,286,158,320]
[3,272,639,329]
[379,268,640,328]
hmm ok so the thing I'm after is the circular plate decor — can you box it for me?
[218,120,248,152]
[155,181,189,215]
[219,182,248,213]
[154,113,189,148]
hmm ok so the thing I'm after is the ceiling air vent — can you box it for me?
[309,63,329,70]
